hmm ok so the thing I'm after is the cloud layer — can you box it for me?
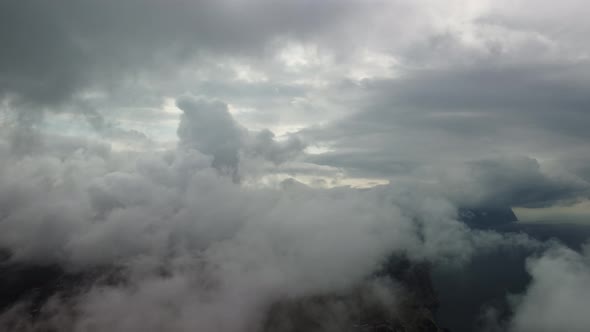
[1,1,589,331]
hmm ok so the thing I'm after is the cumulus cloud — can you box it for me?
[506,244,590,332]
[0,109,548,331]
[177,98,244,171]
[176,96,306,176]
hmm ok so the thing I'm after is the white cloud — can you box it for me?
[509,244,590,332]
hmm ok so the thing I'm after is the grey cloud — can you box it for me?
[300,61,590,206]
[351,63,590,145]
[306,151,417,179]
[250,129,306,165]
[440,156,590,208]
[177,97,244,171]
[176,96,306,172]
[292,6,590,189]
[1,1,590,330]
[0,135,483,330]
[0,0,364,108]
[0,111,550,331]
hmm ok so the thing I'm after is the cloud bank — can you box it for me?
[1,0,589,331]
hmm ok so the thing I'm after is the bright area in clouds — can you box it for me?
[0,0,590,331]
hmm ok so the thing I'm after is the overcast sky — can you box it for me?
[2,2,590,331]
[2,0,590,218]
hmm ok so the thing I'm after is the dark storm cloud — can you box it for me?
[369,64,590,134]
[301,61,590,206]
[0,0,362,107]
[442,157,590,208]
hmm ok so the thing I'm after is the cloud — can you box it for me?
[0,112,547,331]
[439,156,590,208]
[177,98,245,171]
[176,96,306,175]
[300,62,590,205]
[1,1,590,331]
[508,244,590,332]
[0,0,366,108]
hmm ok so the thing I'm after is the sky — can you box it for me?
[1,1,590,331]
[3,0,590,219]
